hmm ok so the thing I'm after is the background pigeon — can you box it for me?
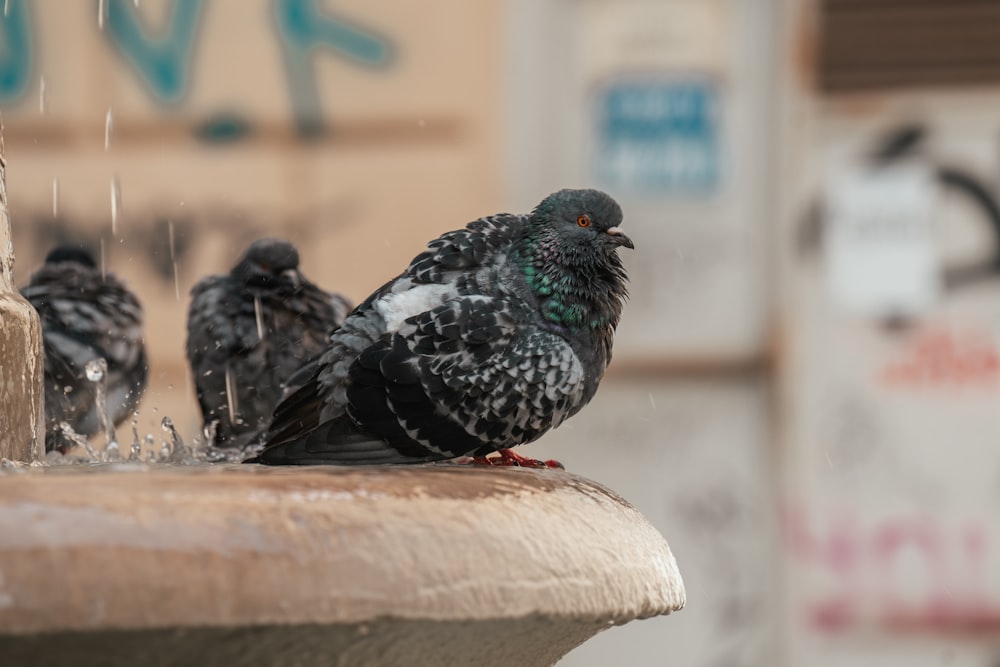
[186,238,352,448]
[249,188,632,466]
[21,245,148,453]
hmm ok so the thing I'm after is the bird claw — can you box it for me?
[466,449,564,469]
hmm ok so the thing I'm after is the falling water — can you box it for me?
[225,365,239,426]
[38,75,46,114]
[110,175,121,236]
[254,295,265,341]
[99,237,107,280]
[85,358,119,460]
[104,108,113,151]
[51,177,58,217]
[98,0,106,30]
[3,0,10,18]
[168,219,180,300]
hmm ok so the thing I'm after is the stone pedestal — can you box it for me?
[0,463,685,666]
[0,144,45,462]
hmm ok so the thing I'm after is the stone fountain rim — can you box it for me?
[0,463,685,635]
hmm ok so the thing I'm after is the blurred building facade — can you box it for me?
[3,0,1000,665]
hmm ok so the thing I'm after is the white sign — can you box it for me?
[825,163,940,318]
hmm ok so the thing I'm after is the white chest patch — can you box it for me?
[375,283,453,332]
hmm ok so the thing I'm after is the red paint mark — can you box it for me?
[782,507,996,635]
[879,327,1000,389]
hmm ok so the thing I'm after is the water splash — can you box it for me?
[51,177,58,217]
[104,108,113,151]
[129,417,142,461]
[161,417,192,464]
[110,176,122,235]
[254,295,265,341]
[56,422,98,460]
[38,75,46,114]
[85,358,119,460]
[143,434,157,463]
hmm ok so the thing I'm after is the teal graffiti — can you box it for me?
[274,0,392,136]
[0,1,33,103]
[105,0,203,104]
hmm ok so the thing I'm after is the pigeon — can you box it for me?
[21,245,148,453]
[249,188,632,466]
[186,238,353,448]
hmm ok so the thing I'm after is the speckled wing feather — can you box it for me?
[256,296,587,465]
[186,270,347,448]
[255,215,528,457]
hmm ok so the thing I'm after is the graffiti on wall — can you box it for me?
[0,0,394,137]
[783,506,1000,635]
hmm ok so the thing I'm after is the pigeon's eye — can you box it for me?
[577,215,591,228]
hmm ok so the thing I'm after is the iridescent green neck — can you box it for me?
[515,234,616,330]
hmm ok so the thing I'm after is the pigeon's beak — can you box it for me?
[281,268,301,288]
[605,226,634,250]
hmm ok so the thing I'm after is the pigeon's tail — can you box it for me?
[245,417,442,466]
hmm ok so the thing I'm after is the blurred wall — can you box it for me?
[2,0,504,437]
[777,1,1000,666]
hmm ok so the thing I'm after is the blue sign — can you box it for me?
[596,78,721,194]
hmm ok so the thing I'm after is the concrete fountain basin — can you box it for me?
[0,462,685,666]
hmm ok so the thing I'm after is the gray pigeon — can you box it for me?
[186,238,352,448]
[21,245,148,453]
[249,188,632,466]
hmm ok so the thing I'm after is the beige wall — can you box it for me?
[4,0,503,437]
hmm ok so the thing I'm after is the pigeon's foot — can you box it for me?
[468,449,564,469]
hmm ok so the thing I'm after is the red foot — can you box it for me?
[468,449,564,469]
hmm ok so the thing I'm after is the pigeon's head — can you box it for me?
[531,189,632,255]
[44,245,97,268]
[233,238,302,288]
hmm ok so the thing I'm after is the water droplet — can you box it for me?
[51,177,58,217]
[85,358,107,383]
[38,75,46,114]
[99,237,107,281]
[4,0,10,18]
[104,108,113,151]
[110,175,121,235]
[98,0,105,29]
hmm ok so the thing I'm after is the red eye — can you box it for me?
[577,215,591,228]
